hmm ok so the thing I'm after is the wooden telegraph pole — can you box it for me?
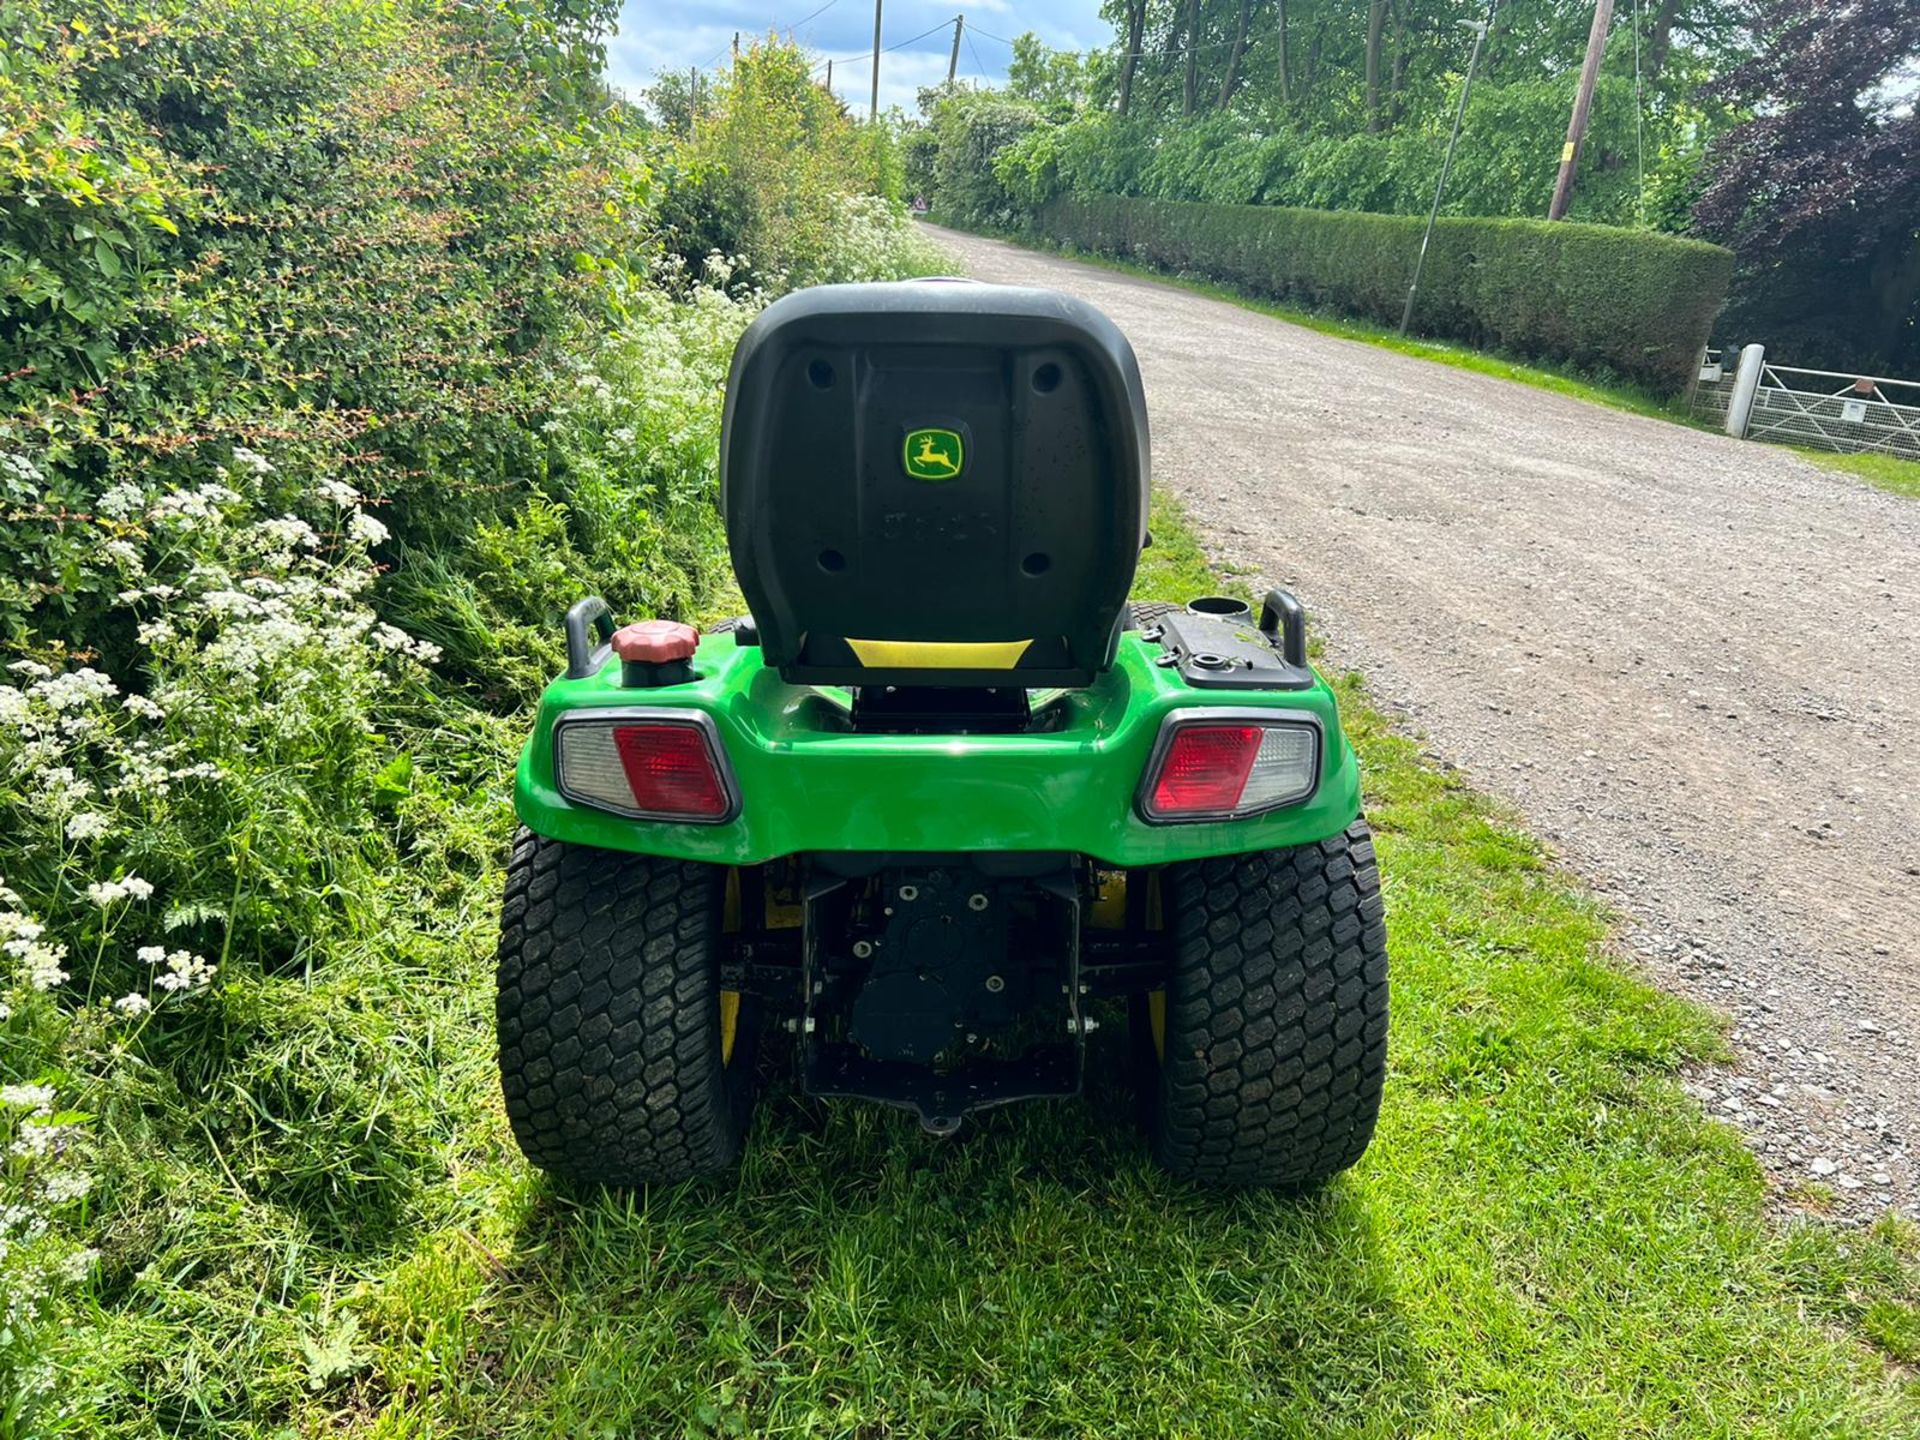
[948,14,964,84]
[870,0,883,122]
[1548,0,1615,221]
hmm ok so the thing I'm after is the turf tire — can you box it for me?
[1147,821,1389,1189]
[496,829,755,1187]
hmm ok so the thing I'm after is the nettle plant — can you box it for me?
[0,446,440,1401]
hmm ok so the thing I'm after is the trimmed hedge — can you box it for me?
[1035,195,1734,393]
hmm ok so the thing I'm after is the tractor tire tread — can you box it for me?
[1153,820,1388,1188]
[496,828,744,1187]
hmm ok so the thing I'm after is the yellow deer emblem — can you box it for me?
[904,427,964,480]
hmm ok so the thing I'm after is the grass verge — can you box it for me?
[60,493,1920,1436]
[1801,449,1920,499]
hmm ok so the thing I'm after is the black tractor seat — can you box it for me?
[720,280,1151,691]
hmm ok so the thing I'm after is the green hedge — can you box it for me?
[1035,195,1733,393]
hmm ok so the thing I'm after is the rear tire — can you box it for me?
[1127,600,1181,628]
[495,829,755,1187]
[1146,821,1389,1189]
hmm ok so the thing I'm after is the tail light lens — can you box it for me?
[1139,715,1320,822]
[554,715,736,822]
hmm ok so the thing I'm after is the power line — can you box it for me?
[965,28,992,81]
[813,18,956,73]
[969,23,1241,62]
[696,0,844,73]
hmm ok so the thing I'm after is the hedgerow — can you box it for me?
[1034,194,1733,393]
[0,6,938,1428]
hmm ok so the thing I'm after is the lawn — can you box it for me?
[107,491,1916,1438]
[1803,449,1920,500]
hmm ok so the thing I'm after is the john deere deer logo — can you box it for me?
[903,427,964,481]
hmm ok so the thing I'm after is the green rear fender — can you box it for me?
[513,633,1362,867]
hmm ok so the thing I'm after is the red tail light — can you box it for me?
[1140,715,1321,821]
[554,715,736,822]
[613,724,729,818]
[1149,724,1263,815]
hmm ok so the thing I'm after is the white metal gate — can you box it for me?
[1693,346,1920,461]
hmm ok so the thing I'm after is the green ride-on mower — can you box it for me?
[495,281,1387,1189]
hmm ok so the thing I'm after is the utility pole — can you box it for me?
[1401,0,1498,335]
[948,13,964,84]
[870,0,883,123]
[1548,0,1615,221]
[826,58,833,92]
[732,31,740,59]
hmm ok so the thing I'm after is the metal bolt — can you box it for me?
[984,974,1005,993]
[1066,1015,1100,1035]
[898,884,919,902]
[852,939,874,958]
[967,892,989,911]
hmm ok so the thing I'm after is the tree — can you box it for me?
[1007,32,1089,119]
[1694,0,1920,369]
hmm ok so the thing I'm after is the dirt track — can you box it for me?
[930,226,1920,1221]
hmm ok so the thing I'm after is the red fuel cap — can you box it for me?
[612,619,700,664]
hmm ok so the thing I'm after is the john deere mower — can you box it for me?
[495,281,1387,1189]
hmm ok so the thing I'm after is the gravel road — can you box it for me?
[931,227,1920,1222]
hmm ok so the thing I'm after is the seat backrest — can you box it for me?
[720,280,1150,689]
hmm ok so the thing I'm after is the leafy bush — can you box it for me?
[1035,194,1733,392]
[980,76,1699,233]
[653,41,905,291]
[0,3,947,1428]
[928,92,1045,230]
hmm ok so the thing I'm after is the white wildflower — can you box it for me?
[347,510,389,546]
[57,1248,98,1283]
[230,445,274,475]
[97,481,145,518]
[36,668,117,711]
[122,693,165,720]
[43,1172,93,1204]
[64,813,110,841]
[152,949,215,994]
[0,1085,55,1112]
[84,876,151,906]
[314,478,361,506]
[7,660,52,681]
[9,940,68,991]
[12,1120,63,1158]
[111,992,151,1017]
[257,515,320,551]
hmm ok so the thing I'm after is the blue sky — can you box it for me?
[610,0,1110,116]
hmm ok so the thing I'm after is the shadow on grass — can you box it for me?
[490,1034,1427,1437]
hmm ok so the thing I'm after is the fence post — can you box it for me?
[1724,342,1766,439]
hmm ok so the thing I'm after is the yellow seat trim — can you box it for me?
[845,638,1034,669]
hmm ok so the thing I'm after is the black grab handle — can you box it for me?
[564,596,617,679]
[1258,588,1308,669]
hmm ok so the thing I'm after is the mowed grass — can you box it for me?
[204,489,1917,1439]
[1803,449,1920,499]
[64,489,1918,1435]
